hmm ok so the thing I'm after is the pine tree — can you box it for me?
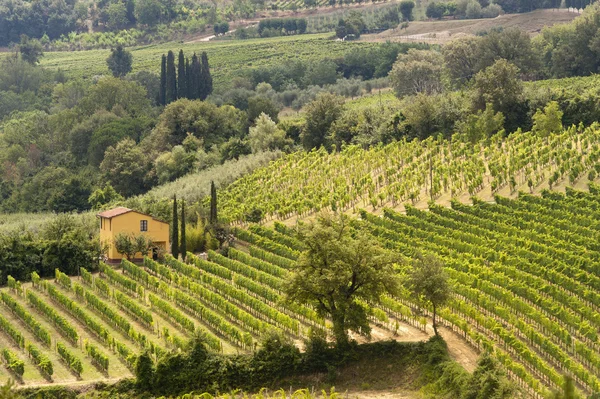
[172,195,179,259]
[180,200,187,261]
[200,52,213,100]
[166,50,177,104]
[210,181,217,225]
[191,53,201,100]
[177,49,186,99]
[159,54,166,105]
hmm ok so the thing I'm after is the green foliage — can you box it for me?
[106,45,133,78]
[287,213,400,347]
[301,93,345,150]
[19,35,44,65]
[113,232,153,261]
[456,104,505,144]
[390,49,444,98]
[532,101,563,137]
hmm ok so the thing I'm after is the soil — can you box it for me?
[361,8,578,44]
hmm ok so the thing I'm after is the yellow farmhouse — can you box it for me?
[98,207,170,262]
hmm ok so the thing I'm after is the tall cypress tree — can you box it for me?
[180,200,187,261]
[191,53,201,100]
[166,50,177,104]
[200,52,213,100]
[209,181,217,225]
[159,54,167,105]
[177,49,186,99]
[172,195,179,259]
[185,57,191,100]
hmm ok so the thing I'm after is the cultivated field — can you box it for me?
[36,34,371,87]
[361,9,578,43]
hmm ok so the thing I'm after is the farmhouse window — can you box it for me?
[141,220,148,232]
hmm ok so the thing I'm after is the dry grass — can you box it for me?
[361,9,578,44]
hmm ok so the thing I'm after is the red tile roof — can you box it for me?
[97,207,133,219]
[96,207,169,224]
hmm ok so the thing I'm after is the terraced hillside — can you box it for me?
[1,189,600,398]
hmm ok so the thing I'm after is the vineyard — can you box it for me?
[0,189,598,397]
[35,34,372,87]
[215,124,600,224]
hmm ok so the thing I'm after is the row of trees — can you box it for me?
[257,18,308,36]
[159,50,213,106]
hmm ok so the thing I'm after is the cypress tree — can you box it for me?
[180,200,187,261]
[177,49,186,99]
[166,50,177,104]
[172,195,179,259]
[209,181,217,225]
[185,57,191,100]
[159,54,166,105]
[191,53,201,100]
[200,52,213,100]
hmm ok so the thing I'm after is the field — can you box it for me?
[361,9,578,43]
[2,189,600,398]
[35,34,372,87]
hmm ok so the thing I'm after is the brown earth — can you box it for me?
[361,8,579,44]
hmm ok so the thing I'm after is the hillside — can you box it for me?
[362,9,578,43]
[35,34,371,87]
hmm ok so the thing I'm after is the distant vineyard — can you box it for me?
[37,34,373,87]
[216,125,600,224]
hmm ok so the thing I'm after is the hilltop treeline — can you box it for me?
[257,18,308,37]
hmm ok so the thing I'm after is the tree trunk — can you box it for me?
[332,312,349,349]
[432,303,439,336]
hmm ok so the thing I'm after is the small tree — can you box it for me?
[135,351,155,390]
[286,213,400,348]
[19,35,43,65]
[172,195,179,259]
[399,0,415,21]
[180,200,187,261]
[107,45,133,78]
[532,101,563,137]
[408,253,450,336]
[114,232,153,261]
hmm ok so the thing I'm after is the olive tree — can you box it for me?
[286,213,400,348]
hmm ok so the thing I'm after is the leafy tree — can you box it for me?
[18,35,43,65]
[464,353,515,399]
[399,1,415,20]
[457,103,505,144]
[303,59,339,87]
[426,2,446,19]
[442,37,480,87]
[472,59,523,115]
[172,195,179,259]
[78,77,151,117]
[389,49,444,98]
[135,0,162,26]
[407,253,450,336]
[104,2,128,30]
[88,184,123,210]
[248,113,291,153]
[107,45,133,78]
[532,101,563,137]
[113,232,153,261]
[247,96,280,123]
[135,352,155,390]
[287,213,400,348]
[100,138,154,197]
[300,93,344,150]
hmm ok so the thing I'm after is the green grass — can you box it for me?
[37,33,374,88]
